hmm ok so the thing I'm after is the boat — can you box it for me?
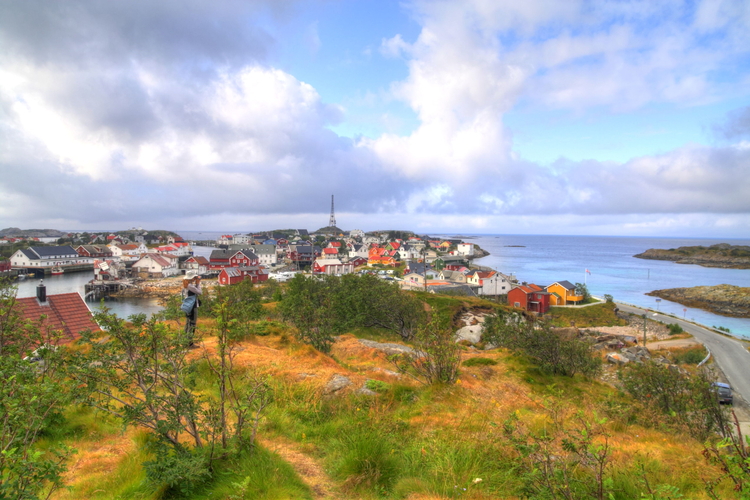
[51,265,64,276]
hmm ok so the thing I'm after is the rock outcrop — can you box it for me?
[647,284,750,318]
[633,243,750,269]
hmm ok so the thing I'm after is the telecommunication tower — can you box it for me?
[328,195,337,227]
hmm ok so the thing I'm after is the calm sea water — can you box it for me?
[456,234,750,338]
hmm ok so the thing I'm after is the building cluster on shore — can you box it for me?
[2,227,590,313]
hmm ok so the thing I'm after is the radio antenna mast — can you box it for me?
[328,195,337,227]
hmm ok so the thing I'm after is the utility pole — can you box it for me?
[642,314,647,346]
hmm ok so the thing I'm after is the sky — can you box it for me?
[1,0,749,237]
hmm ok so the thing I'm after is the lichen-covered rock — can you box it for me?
[606,352,629,364]
[455,324,482,344]
[323,374,351,394]
[646,284,750,318]
[358,339,415,356]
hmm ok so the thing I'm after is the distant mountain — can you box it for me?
[315,226,343,234]
[0,228,67,238]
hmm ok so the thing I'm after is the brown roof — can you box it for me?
[16,293,100,343]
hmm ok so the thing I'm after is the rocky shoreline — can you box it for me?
[633,243,750,269]
[646,284,750,319]
[111,277,218,302]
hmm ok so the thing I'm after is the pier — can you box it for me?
[84,279,136,300]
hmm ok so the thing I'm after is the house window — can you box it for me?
[514,302,520,307]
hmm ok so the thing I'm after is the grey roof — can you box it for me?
[405,262,428,274]
[22,246,78,260]
[222,268,242,278]
[210,249,234,260]
[251,245,276,255]
[235,250,259,260]
[555,280,576,290]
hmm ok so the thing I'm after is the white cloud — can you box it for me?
[0,0,748,236]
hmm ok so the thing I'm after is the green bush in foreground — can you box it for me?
[462,357,498,367]
[667,323,684,335]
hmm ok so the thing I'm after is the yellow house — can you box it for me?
[546,281,584,306]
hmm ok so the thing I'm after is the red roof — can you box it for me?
[323,248,338,255]
[16,293,100,343]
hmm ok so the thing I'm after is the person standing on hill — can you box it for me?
[183,271,202,346]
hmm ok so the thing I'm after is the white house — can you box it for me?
[348,244,369,259]
[156,242,192,257]
[467,270,513,296]
[233,234,251,245]
[250,245,278,266]
[456,243,475,256]
[132,253,179,278]
[109,243,148,257]
[11,246,94,270]
[312,258,355,275]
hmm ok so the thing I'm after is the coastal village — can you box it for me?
[3,226,750,499]
[0,225,590,315]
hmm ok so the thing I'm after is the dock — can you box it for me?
[84,279,136,300]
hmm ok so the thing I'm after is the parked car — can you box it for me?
[712,382,733,404]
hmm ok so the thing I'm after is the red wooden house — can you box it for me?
[507,284,550,314]
[209,249,259,270]
[348,256,368,268]
[218,266,268,285]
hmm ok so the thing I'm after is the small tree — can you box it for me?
[278,275,340,353]
[0,278,71,500]
[391,315,460,385]
[575,282,591,301]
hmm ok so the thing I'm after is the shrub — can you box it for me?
[671,346,707,365]
[391,316,461,385]
[462,357,497,367]
[667,323,684,335]
[482,314,601,378]
[604,294,614,303]
[619,362,729,441]
[365,379,390,393]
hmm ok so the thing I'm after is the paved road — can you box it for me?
[617,303,750,406]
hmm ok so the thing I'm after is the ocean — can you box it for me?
[456,234,750,338]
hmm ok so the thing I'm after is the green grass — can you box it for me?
[546,301,627,328]
[462,357,498,367]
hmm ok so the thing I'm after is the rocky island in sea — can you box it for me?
[633,243,750,269]
[646,284,750,318]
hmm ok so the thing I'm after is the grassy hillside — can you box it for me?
[35,298,740,500]
[546,301,628,328]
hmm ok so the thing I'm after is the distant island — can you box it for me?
[633,243,750,269]
[647,285,750,318]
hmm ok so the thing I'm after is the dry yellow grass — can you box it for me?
[50,318,731,499]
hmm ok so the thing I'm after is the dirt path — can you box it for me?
[257,435,339,499]
[646,338,701,350]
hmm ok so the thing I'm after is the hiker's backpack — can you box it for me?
[181,295,197,314]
